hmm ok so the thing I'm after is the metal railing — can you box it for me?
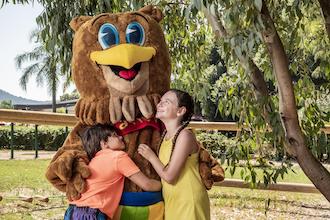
[0,109,328,194]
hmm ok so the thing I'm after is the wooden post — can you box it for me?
[10,123,14,159]
[65,107,69,135]
[34,124,38,159]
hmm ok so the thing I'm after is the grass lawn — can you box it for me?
[0,159,329,219]
[223,165,313,184]
[0,160,66,219]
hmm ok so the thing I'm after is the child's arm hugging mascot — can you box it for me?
[45,5,224,219]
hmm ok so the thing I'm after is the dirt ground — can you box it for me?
[209,188,330,220]
[1,187,329,220]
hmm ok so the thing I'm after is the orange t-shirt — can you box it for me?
[70,149,140,218]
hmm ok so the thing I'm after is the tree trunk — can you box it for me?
[52,89,56,113]
[261,0,330,202]
[318,0,330,39]
[52,72,57,113]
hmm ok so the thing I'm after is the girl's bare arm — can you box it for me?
[128,171,162,191]
[138,130,198,184]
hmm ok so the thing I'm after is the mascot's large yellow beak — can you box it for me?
[90,44,156,69]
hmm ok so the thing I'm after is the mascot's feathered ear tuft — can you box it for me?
[139,5,163,22]
[70,16,93,32]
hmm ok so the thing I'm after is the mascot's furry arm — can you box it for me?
[45,122,90,201]
[199,146,225,190]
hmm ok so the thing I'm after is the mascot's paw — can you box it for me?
[46,149,91,199]
[199,145,225,190]
[66,170,89,201]
[55,152,76,180]
[74,157,91,179]
[48,150,89,181]
[45,152,75,190]
[199,162,213,190]
[210,156,225,183]
[65,158,91,201]
[66,156,91,201]
[66,182,80,201]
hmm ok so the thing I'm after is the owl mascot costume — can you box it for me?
[46,5,224,220]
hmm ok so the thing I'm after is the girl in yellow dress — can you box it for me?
[138,89,210,220]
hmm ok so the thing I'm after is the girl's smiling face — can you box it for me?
[156,91,185,121]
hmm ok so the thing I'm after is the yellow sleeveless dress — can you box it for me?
[159,137,210,220]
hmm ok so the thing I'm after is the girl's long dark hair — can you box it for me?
[158,89,194,166]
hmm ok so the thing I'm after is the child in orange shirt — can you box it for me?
[64,124,161,220]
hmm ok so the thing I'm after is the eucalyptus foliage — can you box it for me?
[188,0,330,187]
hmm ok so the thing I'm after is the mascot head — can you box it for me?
[70,5,171,124]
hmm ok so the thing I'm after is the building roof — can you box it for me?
[13,99,78,110]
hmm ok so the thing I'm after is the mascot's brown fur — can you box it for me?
[45,5,223,201]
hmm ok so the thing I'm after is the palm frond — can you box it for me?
[15,45,45,69]
[29,29,40,43]
[19,62,40,91]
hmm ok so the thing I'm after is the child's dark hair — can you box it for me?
[158,89,194,165]
[81,124,116,160]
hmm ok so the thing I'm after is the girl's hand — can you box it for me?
[138,144,157,161]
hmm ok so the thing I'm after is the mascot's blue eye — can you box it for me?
[126,22,145,45]
[98,23,119,49]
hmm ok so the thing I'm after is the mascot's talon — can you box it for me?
[137,95,153,119]
[122,96,136,122]
[109,96,122,123]
[152,94,161,107]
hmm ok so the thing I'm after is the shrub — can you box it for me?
[196,131,237,160]
[0,125,69,151]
